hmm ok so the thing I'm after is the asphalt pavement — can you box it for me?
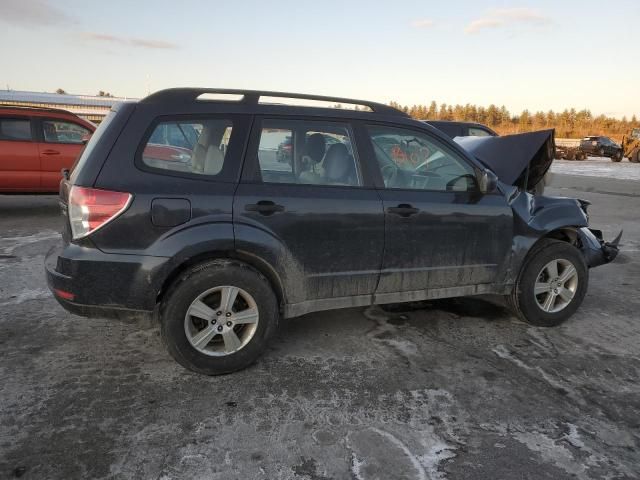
[0,173,638,480]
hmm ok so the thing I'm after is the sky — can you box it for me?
[0,0,638,119]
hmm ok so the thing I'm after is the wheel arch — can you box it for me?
[507,226,583,286]
[156,250,286,313]
[524,227,581,264]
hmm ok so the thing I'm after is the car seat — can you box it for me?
[298,133,326,184]
[323,143,357,185]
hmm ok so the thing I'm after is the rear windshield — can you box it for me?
[70,109,118,175]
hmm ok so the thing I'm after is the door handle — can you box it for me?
[387,204,420,217]
[245,200,285,216]
[41,149,60,155]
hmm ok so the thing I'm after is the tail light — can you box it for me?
[68,186,132,240]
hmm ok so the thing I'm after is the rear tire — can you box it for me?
[160,260,279,375]
[508,239,588,327]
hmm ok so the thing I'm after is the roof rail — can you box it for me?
[0,104,78,116]
[140,88,407,117]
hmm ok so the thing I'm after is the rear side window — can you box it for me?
[468,127,493,137]
[142,119,232,176]
[0,118,32,141]
[42,120,90,144]
[256,119,360,186]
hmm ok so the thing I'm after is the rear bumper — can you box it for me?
[45,242,169,319]
[578,228,621,268]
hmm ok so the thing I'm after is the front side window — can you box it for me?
[0,118,32,141]
[367,125,477,192]
[142,119,232,176]
[42,120,90,144]
[256,120,360,186]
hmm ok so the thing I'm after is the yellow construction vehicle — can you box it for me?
[622,128,640,163]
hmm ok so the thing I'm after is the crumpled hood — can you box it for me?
[454,129,555,191]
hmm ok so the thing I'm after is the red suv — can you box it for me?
[0,106,96,192]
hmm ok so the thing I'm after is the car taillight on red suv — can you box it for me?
[68,186,132,240]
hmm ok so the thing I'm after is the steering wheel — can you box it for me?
[380,163,398,186]
[426,159,451,173]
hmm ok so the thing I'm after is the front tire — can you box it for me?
[508,239,588,327]
[160,260,279,375]
[611,150,622,162]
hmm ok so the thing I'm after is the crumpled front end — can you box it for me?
[577,228,622,268]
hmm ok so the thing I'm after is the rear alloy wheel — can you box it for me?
[508,239,588,327]
[161,260,278,375]
[184,286,259,356]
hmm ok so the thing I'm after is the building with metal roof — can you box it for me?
[0,90,138,123]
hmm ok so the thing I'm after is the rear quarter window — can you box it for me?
[140,118,233,176]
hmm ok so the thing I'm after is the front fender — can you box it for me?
[511,190,589,232]
[503,189,590,283]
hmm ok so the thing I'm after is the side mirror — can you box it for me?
[478,169,498,194]
[81,133,92,145]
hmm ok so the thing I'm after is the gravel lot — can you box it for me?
[1,175,639,480]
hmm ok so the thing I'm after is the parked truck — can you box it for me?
[555,138,587,160]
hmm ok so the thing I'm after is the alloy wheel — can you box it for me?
[184,286,259,356]
[533,259,579,313]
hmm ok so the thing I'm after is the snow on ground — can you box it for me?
[551,156,640,181]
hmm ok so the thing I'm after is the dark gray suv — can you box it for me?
[45,88,620,375]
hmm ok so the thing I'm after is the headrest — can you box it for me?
[323,143,352,182]
[303,133,326,163]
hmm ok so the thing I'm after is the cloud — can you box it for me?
[465,8,551,34]
[81,32,179,50]
[411,19,435,29]
[0,0,74,27]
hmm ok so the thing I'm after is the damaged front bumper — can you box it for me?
[577,228,622,268]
